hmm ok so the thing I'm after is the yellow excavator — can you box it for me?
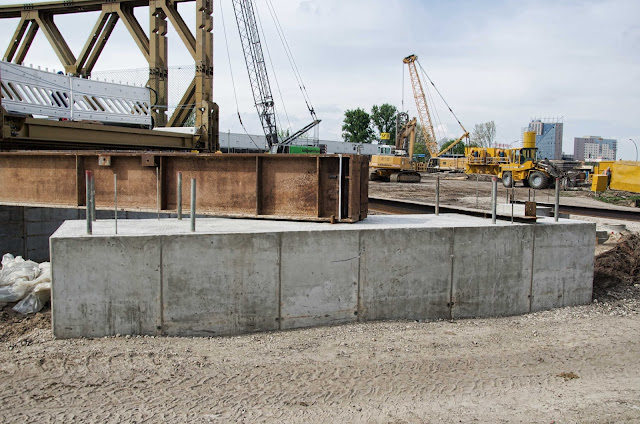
[369,114,421,182]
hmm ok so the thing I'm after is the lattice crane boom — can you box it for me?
[232,0,278,148]
[403,54,438,157]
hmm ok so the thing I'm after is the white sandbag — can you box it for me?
[13,281,51,314]
[0,254,40,287]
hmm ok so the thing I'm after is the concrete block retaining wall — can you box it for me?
[50,215,595,338]
[0,205,177,262]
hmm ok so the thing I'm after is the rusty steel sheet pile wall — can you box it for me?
[0,151,368,222]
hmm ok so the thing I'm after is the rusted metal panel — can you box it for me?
[0,154,78,205]
[0,151,368,223]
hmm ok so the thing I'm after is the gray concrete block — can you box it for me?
[25,220,64,236]
[95,210,117,220]
[359,227,453,321]
[531,222,595,311]
[0,237,25,258]
[0,205,24,222]
[26,235,51,262]
[280,230,359,329]
[25,207,79,222]
[161,233,280,336]
[0,223,24,238]
[51,236,162,338]
[451,225,534,318]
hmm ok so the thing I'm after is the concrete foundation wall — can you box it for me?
[50,215,596,338]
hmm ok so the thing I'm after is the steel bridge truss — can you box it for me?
[0,0,218,151]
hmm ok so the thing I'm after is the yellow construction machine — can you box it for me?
[369,115,421,183]
[466,131,562,188]
[403,54,470,172]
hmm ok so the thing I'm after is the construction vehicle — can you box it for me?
[466,131,563,188]
[369,113,421,183]
[231,0,320,153]
[403,54,470,171]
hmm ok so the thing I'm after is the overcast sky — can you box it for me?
[1,0,639,159]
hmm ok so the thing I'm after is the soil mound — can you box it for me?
[593,233,640,298]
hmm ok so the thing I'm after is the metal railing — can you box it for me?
[1,61,151,127]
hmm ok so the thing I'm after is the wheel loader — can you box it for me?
[465,131,563,188]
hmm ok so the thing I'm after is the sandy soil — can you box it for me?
[1,297,639,423]
[1,176,639,423]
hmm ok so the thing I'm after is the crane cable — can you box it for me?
[253,0,292,135]
[416,59,466,132]
[422,72,446,143]
[264,0,316,119]
[219,0,262,150]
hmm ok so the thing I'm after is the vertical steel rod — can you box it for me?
[177,172,183,220]
[475,173,479,208]
[435,175,440,216]
[555,177,560,222]
[114,174,118,234]
[338,154,343,221]
[85,171,92,234]
[190,178,196,232]
[491,177,497,224]
[91,176,96,222]
[156,167,160,220]
[510,177,514,224]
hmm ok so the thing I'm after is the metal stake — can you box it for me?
[475,173,479,208]
[190,178,196,232]
[554,177,560,222]
[338,154,343,221]
[85,171,92,234]
[114,174,118,234]
[91,176,96,222]
[510,176,514,224]
[491,177,497,224]
[177,172,183,220]
[435,175,440,216]
[156,167,160,220]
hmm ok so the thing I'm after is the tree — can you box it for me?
[413,123,430,157]
[342,108,374,143]
[277,127,290,141]
[471,121,496,147]
[371,103,398,144]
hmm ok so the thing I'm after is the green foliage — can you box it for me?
[414,123,430,158]
[371,103,398,144]
[342,108,374,143]
[277,127,291,141]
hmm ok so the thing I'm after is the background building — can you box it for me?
[528,118,563,160]
[573,136,617,161]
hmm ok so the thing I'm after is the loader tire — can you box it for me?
[502,172,513,188]
[528,171,549,190]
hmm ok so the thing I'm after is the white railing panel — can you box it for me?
[1,61,152,127]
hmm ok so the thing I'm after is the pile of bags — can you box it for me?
[0,253,51,314]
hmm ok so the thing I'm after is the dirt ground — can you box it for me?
[369,173,640,213]
[1,176,639,423]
